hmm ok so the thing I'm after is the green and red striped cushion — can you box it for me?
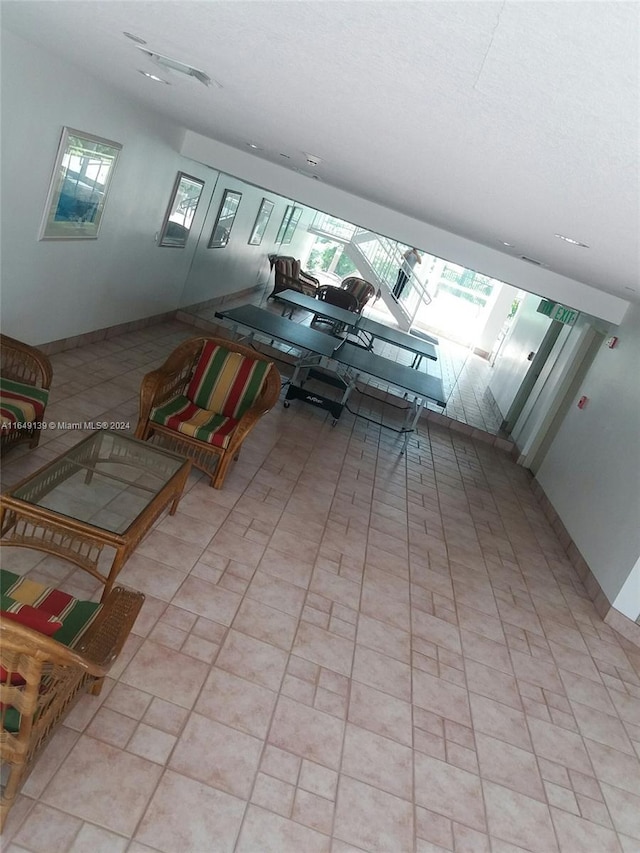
[186,342,270,418]
[1,608,62,685]
[1,571,103,733]
[150,396,237,447]
[0,571,101,650]
[0,378,49,429]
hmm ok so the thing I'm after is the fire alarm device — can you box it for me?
[577,396,589,409]
[607,336,619,349]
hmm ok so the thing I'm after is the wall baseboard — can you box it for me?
[37,310,177,355]
[35,285,265,356]
[178,285,262,315]
[530,477,640,651]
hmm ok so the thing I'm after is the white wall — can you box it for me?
[0,29,216,345]
[182,131,630,326]
[613,557,640,621]
[180,177,287,306]
[488,294,552,417]
[537,303,640,605]
[179,175,316,307]
[511,316,597,464]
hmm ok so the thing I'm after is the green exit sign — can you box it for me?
[537,300,579,326]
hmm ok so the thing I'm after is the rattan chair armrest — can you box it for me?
[300,270,320,287]
[0,619,106,678]
[139,338,205,416]
[137,365,190,428]
[0,587,144,678]
[74,586,144,671]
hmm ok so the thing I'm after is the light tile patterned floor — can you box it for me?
[2,320,639,853]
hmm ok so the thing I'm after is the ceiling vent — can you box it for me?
[135,46,215,87]
[519,255,546,266]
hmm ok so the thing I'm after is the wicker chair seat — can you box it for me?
[1,571,102,651]
[150,396,239,448]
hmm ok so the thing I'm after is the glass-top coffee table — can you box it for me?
[0,430,191,601]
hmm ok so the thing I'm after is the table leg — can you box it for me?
[168,461,191,516]
[400,396,424,453]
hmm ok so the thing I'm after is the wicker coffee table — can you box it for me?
[0,430,191,601]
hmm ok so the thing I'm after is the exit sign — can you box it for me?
[537,300,579,326]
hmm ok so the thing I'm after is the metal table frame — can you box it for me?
[217,304,446,450]
[274,288,439,362]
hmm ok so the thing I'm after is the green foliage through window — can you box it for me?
[335,253,357,277]
[307,238,338,272]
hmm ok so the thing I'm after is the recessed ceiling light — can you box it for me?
[139,70,169,84]
[555,233,590,248]
[501,241,515,248]
[246,142,262,150]
[123,32,147,44]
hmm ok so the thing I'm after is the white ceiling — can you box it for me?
[2,0,639,303]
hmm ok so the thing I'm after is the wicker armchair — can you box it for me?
[311,285,359,334]
[135,336,281,488]
[340,277,377,313]
[268,256,319,299]
[0,335,53,454]
[0,577,143,831]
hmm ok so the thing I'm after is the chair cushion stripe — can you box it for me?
[150,395,238,448]
[0,379,49,427]
[0,378,49,408]
[186,342,270,418]
[187,343,230,409]
[1,571,102,650]
[1,400,38,428]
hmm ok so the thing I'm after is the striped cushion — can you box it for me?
[1,608,62,685]
[0,571,101,650]
[150,396,238,448]
[0,378,49,429]
[186,342,270,418]
[1,571,103,733]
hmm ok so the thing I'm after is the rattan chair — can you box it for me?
[135,336,281,488]
[311,285,359,334]
[340,277,377,313]
[0,580,143,831]
[268,256,319,299]
[0,335,53,454]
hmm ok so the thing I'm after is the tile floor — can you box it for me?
[1,320,639,853]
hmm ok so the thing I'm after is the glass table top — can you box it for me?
[8,431,189,535]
